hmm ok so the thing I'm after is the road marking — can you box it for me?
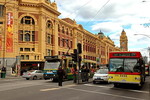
[40,84,76,92]
[130,90,149,94]
[40,88,60,91]
[84,84,149,94]
[66,87,146,100]
[85,84,110,88]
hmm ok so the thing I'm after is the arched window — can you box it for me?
[21,16,35,25]
[46,20,53,44]
[19,16,36,42]
[47,20,52,28]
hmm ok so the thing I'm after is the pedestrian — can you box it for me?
[81,65,86,82]
[71,67,77,83]
[85,66,90,82]
[57,67,65,86]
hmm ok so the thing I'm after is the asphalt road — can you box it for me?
[0,76,149,100]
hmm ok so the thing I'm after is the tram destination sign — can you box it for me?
[113,53,136,57]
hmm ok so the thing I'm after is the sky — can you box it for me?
[53,0,150,57]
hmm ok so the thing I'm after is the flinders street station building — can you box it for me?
[0,0,128,76]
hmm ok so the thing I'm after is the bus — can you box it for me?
[108,51,146,87]
[43,55,75,81]
[145,64,150,76]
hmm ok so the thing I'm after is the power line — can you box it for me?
[66,0,93,19]
[73,0,93,19]
[85,0,111,26]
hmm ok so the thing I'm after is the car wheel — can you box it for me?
[26,78,30,80]
[114,83,119,87]
[93,81,96,84]
[33,76,37,80]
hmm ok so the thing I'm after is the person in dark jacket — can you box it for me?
[57,67,65,86]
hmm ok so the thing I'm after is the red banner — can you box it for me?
[0,35,2,50]
[6,12,13,52]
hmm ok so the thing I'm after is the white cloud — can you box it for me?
[55,0,150,57]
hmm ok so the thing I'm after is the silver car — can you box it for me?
[22,70,43,80]
[93,68,108,84]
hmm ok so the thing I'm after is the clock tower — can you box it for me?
[120,29,128,51]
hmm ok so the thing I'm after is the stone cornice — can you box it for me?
[19,2,61,16]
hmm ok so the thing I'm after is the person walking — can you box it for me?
[71,67,77,83]
[85,66,90,82]
[81,65,86,82]
[57,67,65,86]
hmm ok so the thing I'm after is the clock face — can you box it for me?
[122,42,125,44]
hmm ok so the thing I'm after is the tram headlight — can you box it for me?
[135,77,140,80]
[109,76,113,79]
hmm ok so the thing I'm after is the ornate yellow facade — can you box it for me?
[0,0,122,75]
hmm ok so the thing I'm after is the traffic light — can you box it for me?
[77,43,82,54]
[72,49,78,62]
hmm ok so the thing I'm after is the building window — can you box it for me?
[21,16,35,25]
[62,26,65,33]
[62,39,65,47]
[25,48,30,51]
[19,30,23,41]
[58,37,60,46]
[20,16,36,42]
[66,28,69,35]
[25,33,30,41]
[0,5,4,17]
[21,55,24,60]
[20,48,23,51]
[58,24,60,32]
[47,36,51,44]
[26,55,29,60]
[34,56,36,60]
[70,30,72,36]
[32,31,35,41]
[37,56,39,60]
[70,41,72,48]
[47,20,52,28]
[32,48,35,52]
[47,49,51,56]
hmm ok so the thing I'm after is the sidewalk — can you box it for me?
[0,75,22,80]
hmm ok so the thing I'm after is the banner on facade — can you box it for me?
[0,35,2,50]
[6,12,13,52]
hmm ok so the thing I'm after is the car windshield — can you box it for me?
[96,69,108,74]
[109,58,140,72]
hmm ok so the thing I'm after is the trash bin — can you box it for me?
[1,67,6,78]
[1,72,6,78]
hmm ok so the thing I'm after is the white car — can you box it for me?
[93,68,108,84]
[22,70,43,80]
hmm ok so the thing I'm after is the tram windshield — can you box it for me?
[109,58,141,72]
[44,60,61,70]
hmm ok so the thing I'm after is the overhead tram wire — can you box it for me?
[64,0,93,19]
[85,0,111,26]
[73,0,93,19]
